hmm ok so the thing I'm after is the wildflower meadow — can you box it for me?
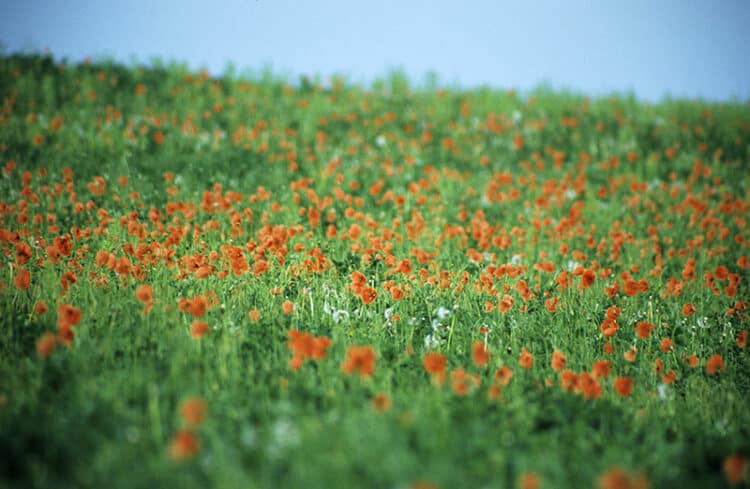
[0,54,748,488]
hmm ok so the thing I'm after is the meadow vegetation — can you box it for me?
[0,53,749,488]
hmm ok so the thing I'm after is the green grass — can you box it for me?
[0,53,749,489]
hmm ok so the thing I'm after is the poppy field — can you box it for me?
[1,54,749,488]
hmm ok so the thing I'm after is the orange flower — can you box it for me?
[600,318,619,337]
[179,296,208,318]
[33,300,48,315]
[560,370,577,391]
[169,429,200,461]
[518,347,533,369]
[579,269,596,289]
[685,354,699,368]
[180,397,208,427]
[191,321,210,339]
[310,336,332,360]
[592,360,611,379]
[624,347,637,362]
[662,370,676,385]
[281,300,294,315]
[57,303,82,328]
[58,323,75,347]
[13,269,30,290]
[723,454,748,487]
[248,308,260,322]
[498,294,514,313]
[736,330,747,349]
[342,345,376,379]
[135,284,153,314]
[605,306,621,321]
[517,472,540,489]
[613,377,633,397]
[472,341,490,367]
[682,303,696,316]
[359,287,378,304]
[705,354,725,374]
[635,321,655,339]
[596,467,648,489]
[450,368,478,396]
[423,352,447,385]
[36,332,57,358]
[135,284,153,303]
[576,372,602,400]
[371,392,392,413]
[494,366,514,385]
[550,350,567,372]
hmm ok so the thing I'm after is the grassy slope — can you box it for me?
[0,54,749,489]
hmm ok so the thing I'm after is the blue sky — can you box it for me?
[2,0,749,102]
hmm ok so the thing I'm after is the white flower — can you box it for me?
[375,135,386,147]
[657,383,672,400]
[332,310,349,324]
[424,333,440,349]
[436,306,451,321]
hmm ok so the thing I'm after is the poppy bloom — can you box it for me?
[662,370,676,385]
[135,284,153,314]
[281,300,294,315]
[57,303,82,328]
[36,332,57,358]
[423,352,447,385]
[191,321,210,339]
[450,368,479,396]
[180,397,208,427]
[135,284,153,303]
[576,372,602,400]
[682,303,696,317]
[592,360,611,379]
[33,301,48,315]
[13,269,30,290]
[596,467,648,489]
[613,377,633,397]
[706,354,725,374]
[723,454,748,487]
[518,347,533,369]
[736,330,747,349]
[57,323,75,347]
[600,318,619,337]
[550,350,567,371]
[472,341,490,367]
[659,338,674,352]
[179,296,208,318]
[494,366,514,385]
[635,321,655,339]
[248,308,260,322]
[359,287,378,304]
[371,393,392,413]
[560,370,577,391]
[498,294,514,313]
[169,429,200,460]
[623,347,637,362]
[579,269,596,289]
[342,345,376,379]
[517,472,540,489]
